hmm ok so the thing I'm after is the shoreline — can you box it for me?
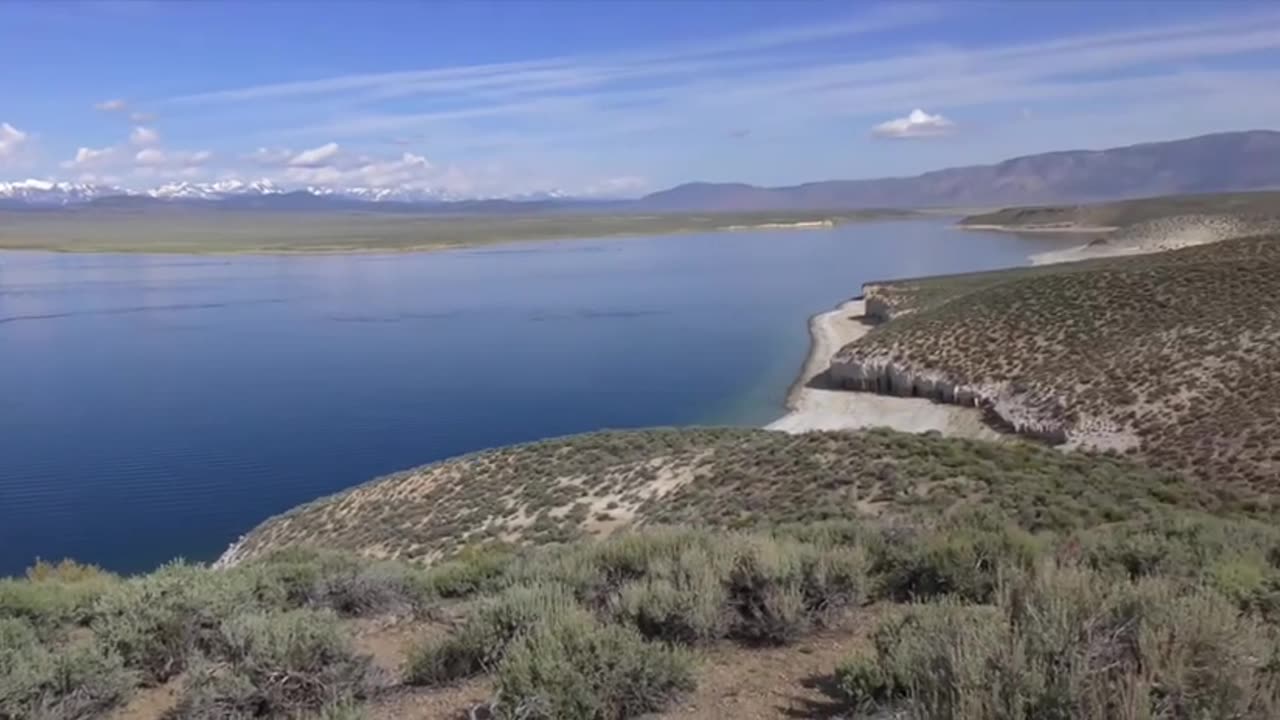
[765,299,1003,439]
[957,223,1119,234]
[0,213,918,257]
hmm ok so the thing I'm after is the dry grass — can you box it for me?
[837,235,1280,492]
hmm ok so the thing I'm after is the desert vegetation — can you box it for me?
[6,492,1280,718]
[837,235,1280,491]
[220,427,1244,566]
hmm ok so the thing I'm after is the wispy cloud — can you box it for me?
[15,4,1280,195]
[130,126,160,146]
[254,7,1280,152]
[94,99,129,112]
[0,123,31,160]
[288,142,341,167]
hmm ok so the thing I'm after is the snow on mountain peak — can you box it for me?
[0,178,577,206]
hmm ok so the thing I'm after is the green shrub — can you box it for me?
[244,548,435,616]
[91,561,258,683]
[833,651,891,712]
[0,561,119,635]
[495,611,695,719]
[315,560,435,617]
[873,519,1042,602]
[176,609,374,719]
[837,564,1280,719]
[506,529,867,647]
[612,574,727,644]
[726,536,867,644]
[425,544,515,598]
[0,617,133,720]
[404,582,576,685]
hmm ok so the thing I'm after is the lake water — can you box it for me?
[0,221,1064,575]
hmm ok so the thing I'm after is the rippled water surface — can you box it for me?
[0,221,1064,574]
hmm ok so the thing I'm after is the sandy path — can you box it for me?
[766,300,1003,440]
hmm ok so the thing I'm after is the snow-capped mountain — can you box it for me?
[147,179,285,200]
[0,180,121,205]
[0,178,478,206]
[0,178,614,214]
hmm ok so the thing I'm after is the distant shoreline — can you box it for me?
[957,223,1119,234]
[0,210,916,256]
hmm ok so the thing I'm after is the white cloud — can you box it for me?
[872,109,955,138]
[130,126,160,145]
[94,99,128,112]
[0,122,30,159]
[129,112,157,124]
[134,148,166,166]
[288,142,341,167]
[64,146,118,169]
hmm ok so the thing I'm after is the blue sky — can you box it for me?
[1,1,1278,197]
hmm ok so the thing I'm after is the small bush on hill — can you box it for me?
[837,564,1280,719]
[610,547,731,644]
[509,529,868,646]
[495,610,694,720]
[176,609,375,719]
[91,561,259,683]
[0,617,133,720]
[423,544,515,598]
[404,582,576,686]
[871,514,1043,602]
[244,548,435,617]
[0,560,119,636]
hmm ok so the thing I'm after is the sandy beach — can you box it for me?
[960,223,1118,234]
[766,300,1003,439]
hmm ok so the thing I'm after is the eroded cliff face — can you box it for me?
[829,285,1081,446]
[827,352,1071,444]
[861,284,895,324]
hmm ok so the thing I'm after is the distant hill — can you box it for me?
[639,130,1280,212]
[959,190,1280,230]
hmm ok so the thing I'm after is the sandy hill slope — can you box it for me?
[834,235,1280,492]
[218,427,1224,566]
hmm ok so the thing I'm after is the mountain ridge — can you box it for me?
[4,130,1278,213]
[641,130,1280,211]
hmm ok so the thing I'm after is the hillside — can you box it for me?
[219,427,1221,565]
[959,189,1280,231]
[5,427,1279,719]
[638,130,1280,211]
[834,235,1280,491]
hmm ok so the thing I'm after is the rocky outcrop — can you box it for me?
[828,349,1071,444]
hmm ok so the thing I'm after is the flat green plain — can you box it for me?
[0,209,916,254]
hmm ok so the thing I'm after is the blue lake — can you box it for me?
[0,221,1064,575]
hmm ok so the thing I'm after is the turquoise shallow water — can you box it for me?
[0,221,1064,574]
